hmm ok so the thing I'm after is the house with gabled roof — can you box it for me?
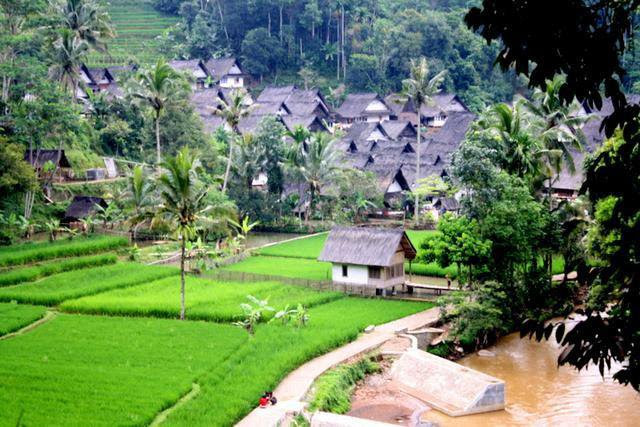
[204,57,245,89]
[318,226,416,295]
[168,59,211,89]
[335,93,393,125]
[385,93,469,128]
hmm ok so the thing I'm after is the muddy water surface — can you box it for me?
[421,332,640,426]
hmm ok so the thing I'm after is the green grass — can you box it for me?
[222,255,332,281]
[0,254,118,287]
[257,233,328,259]
[0,263,178,305]
[87,0,179,67]
[162,297,433,426]
[0,314,247,426]
[61,276,343,322]
[309,356,380,414]
[0,302,47,336]
[0,235,128,267]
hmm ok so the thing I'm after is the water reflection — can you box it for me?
[421,332,640,426]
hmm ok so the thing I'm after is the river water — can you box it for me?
[421,332,640,426]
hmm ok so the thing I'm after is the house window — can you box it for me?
[342,265,348,277]
[369,266,381,279]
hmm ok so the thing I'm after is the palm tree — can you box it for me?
[283,125,311,219]
[126,165,155,241]
[213,90,253,193]
[522,77,593,192]
[129,60,183,168]
[233,134,266,189]
[489,102,551,179]
[51,0,115,52]
[298,132,341,220]
[402,57,446,225]
[156,148,212,320]
[49,29,88,99]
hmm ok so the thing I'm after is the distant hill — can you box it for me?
[87,0,177,67]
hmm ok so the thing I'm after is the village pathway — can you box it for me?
[235,306,439,427]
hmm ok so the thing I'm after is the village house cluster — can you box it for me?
[66,56,614,210]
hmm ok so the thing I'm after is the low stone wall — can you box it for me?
[311,411,398,427]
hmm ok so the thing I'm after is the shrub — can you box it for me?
[308,356,380,414]
[0,254,118,287]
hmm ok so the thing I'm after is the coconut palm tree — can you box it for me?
[213,90,253,193]
[402,57,446,225]
[489,102,552,180]
[51,0,115,52]
[49,29,88,99]
[126,165,155,241]
[156,148,212,320]
[522,76,593,191]
[128,60,184,168]
[298,132,341,219]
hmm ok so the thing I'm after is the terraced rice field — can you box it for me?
[87,0,179,67]
[0,236,433,425]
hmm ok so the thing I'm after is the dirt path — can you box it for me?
[0,310,57,340]
[235,307,439,427]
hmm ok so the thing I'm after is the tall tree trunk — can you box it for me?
[414,109,421,225]
[336,12,340,80]
[279,4,284,42]
[155,111,161,170]
[180,234,186,320]
[222,137,233,193]
[268,11,271,35]
[216,0,229,41]
[341,5,346,80]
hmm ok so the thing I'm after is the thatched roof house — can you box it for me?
[335,93,393,125]
[24,149,71,170]
[318,227,416,294]
[204,57,245,88]
[64,196,107,223]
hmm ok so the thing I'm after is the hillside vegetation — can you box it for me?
[87,0,178,66]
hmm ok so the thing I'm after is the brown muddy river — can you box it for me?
[421,332,640,426]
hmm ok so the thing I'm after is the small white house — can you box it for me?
[318,227,417,295]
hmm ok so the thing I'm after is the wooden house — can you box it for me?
[385,93,468,128]
[335,93,393,126]
[168,59,211,89]
[24,149,73,181]
[63,195,107,224]
[318,227,416,295]
[204,57,245,89]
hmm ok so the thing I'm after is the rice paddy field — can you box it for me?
[87,0,179,67]
[222,255,333,281]
[0,235,433,425]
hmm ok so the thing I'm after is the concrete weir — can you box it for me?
[390,349,505,416]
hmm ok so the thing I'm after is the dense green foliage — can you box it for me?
[61,276,342,321]
[0,253,117,287]
[0,302,47,336]
[0,235,128,267]
[308,356,380,414]
[0,262,178,305]
[0,314,247,426]
[222,255,332,281]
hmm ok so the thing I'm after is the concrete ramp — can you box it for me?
[311,412,398,427]
[390,349,505,416]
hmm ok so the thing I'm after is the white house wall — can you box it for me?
[220,76,244,88]
[332,264,368,285]
[365,100,389,112]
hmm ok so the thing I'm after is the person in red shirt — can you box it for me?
[259,394,269,408]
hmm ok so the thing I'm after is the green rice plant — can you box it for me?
[0,254,118,287]
[61,276,344,322]
[308,356,380,413]
[405,261,459,278]
[0,235,128,267]
[222,255,332,281]
[0,302,47,335]
[162,297,433,426]
[0,263,178,305]
[257,233,328,259]
[0,314,246,426]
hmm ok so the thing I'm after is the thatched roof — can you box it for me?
[204,57,243,81]
[318,227,416,267]
[434,197,460,211]
[64,196,107,221]
[335,93,392,119]
[382,121,416,140]
[24,149,72,169]
[282,115,328,132]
